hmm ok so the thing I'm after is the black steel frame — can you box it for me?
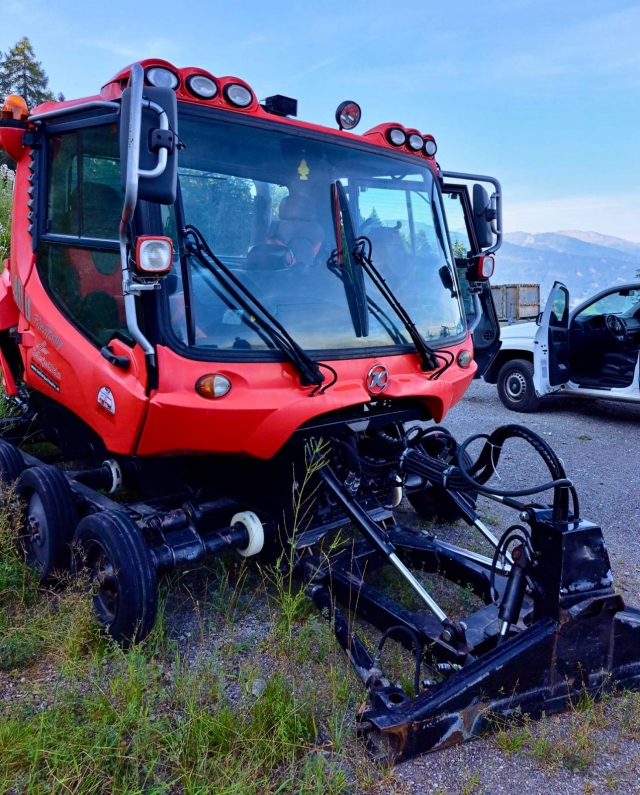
[4,408,640,763]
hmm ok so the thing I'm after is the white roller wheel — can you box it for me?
[233,511,264,558]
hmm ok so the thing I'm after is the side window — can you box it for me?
[443,191,475,322]
[550,287,569,327]
[47,124,121,239]
[443,193,472,261]
[40,123,127,347]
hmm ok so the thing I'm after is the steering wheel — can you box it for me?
[605,314,628,342]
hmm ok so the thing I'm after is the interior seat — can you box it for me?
[270,192,324,266]
[601,349,639,381]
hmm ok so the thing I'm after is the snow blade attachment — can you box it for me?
[302,427,640,763]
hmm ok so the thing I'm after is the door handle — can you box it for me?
[101,345,130,370]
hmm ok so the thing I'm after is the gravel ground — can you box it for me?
[394,380,640,795]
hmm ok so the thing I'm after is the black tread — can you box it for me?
[16,464,79,582]
[497,359,542,413]
[0,440,25,484]
[73,510,158,646]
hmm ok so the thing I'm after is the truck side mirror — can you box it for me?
[472,184,496,250]
[119,85,178,205]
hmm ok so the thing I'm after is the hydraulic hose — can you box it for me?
[400,424,578,522]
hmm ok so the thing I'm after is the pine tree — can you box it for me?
[0,37,64,109]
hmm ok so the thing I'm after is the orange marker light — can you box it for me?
[196,374,232,399]
[1,95,28,122]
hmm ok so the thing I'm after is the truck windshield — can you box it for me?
[165,111,465,356]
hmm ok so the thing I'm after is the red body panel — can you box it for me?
[136,338,476,459]
[1,58,474,461]
[20,271,149,455]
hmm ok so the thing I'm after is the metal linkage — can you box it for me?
[302,425,640,763]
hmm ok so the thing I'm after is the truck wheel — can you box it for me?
[16,465,78,583]
[497,359,541,413]
[73,511,158,647]
[407,438,477,524]
[0,440,25,485]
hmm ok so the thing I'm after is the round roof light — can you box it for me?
[146,67,179,90]
[186,74,218,100]
[335,100,361,131]
[407,133,423,151]
[224,83,253,108]
[424,138,437,157]
[386,128,406,146]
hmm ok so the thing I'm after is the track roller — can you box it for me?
[16,465,78,583]
[73,510,158,647]
[233,511,264,557]
[0,439,26,487]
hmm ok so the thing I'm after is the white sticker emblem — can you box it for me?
[97,386,116,415]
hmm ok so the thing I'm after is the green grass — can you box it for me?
[0,445,391,794]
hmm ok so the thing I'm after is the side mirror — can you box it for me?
[472,184,496,250]
[439,265,457,297]
[119,85,178,205]
[535,311,543,326]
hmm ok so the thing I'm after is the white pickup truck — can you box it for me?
[483,281,640,412]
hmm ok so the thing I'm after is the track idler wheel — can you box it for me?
[16,465,78,583]
[72,511,158,647]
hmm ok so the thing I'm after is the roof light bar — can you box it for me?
[186,74,218,100]
[146,67,179,90]
[386,127,406,146]
[224,83,253,108]
[424,138,437,157]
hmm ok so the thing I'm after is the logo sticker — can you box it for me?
[97,386,116,415]
[33,314,63,350]
[366,364,389,395]
[30,363,60,392]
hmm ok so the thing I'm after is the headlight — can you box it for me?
[135,236,174,274]
[423,138,437,157]
[457,350,473,368]
[146,67,179,90]
[186,74,218,99]
[386,128,406,146]
[407,133,423,151]
[224,83,253,107]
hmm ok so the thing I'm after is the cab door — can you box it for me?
[533,281,570,396]
[21,116,149,455]
[441,183,500,376]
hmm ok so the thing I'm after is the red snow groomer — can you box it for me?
[0,61,638,761]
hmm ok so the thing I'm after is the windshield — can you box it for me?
[164,111,465,356]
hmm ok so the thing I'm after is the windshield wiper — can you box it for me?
[329,181,447,375]
[328,181,370,338]
[182,225,333,394]
[352,235,449,375]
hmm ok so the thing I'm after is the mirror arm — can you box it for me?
[138,100,169,179]
[119,63,157,366]
[441,171,503,255]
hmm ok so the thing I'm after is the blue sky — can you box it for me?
[2,0,640,240]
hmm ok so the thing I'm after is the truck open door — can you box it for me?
[441,173,501,377]
[533,281,570,396]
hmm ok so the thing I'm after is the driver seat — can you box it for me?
[270,192,324,266]
[601,349,639,381]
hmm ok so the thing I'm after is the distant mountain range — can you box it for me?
[494,230,640,305]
